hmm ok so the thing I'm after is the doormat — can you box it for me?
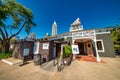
[75,56,105,63]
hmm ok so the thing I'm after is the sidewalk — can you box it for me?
[0,57,120,80]
[51,57,120,80]
[1,58,22,65]
[0,59,56,80]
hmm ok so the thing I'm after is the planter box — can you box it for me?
[64,54,73,66]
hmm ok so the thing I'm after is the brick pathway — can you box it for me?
[76,56,105,63]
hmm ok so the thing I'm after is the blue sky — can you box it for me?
[16,0,120,38]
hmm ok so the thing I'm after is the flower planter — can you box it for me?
[64,54,73,66]
[63,45,72,66]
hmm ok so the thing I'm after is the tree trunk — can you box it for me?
[2,41,10,53]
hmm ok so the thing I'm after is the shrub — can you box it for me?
[64,45,72,58]
[0,51,12,60]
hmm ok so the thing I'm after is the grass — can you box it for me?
[0,51,12,60]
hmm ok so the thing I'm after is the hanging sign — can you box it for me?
[72,45,79,54]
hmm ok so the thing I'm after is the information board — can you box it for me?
[72,45,79,54]
[43,43,49,49]
[23,48,29,56]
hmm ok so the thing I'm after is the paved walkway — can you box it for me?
[52,56,120,80]
[76,55,105,63]
[40,59,57,72]
[0,56,120,80]
[1,58,22,65]
[0,60,56,80]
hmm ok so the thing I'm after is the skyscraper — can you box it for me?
[52,21,57,36]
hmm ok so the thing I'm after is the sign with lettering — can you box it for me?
[43,43,49,49]
[72,45,79,54]
[72,30,95,38]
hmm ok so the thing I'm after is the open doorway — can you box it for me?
[55,43,61,58]
[74,38,94,56]
[78,42,87,55]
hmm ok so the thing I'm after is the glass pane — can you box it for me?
[97,41,103,50]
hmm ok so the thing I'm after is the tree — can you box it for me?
[0,0,36,53]
[111,25,120,50]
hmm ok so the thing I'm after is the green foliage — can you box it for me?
[114,45,120,50]
[0,51,12,60]
[64,45,72,58]
[0,0,36,34]
[0,0,36,53]
[111,25,120,50]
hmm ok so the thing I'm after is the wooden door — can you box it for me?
[87,41,94,57]
[56,43,61,57]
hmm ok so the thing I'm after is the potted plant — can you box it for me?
[63,45,73,66]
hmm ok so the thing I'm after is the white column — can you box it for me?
[60,44,64,65]
[93,30,101,62]
[94,40,101,62]
[61,45,64,56]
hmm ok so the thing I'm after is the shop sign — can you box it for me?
[72,45,79,54]
[43,43,49,49]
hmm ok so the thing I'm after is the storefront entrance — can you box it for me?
[56,43,61,57]
[74,38,94,57]
[53,42,61,58]
[78,42,87,55]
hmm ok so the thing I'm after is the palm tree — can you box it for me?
[0,0,36,53]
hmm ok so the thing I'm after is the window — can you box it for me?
[96,40,105,52]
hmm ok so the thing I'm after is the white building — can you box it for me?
[52,21,57,36]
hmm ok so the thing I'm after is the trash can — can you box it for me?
[34,54,41,65]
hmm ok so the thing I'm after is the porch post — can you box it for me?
[92,30,101,62]
[72,40,76,59]
[71,33,76,60]
[61,44,64,64]
[94,40,101,62]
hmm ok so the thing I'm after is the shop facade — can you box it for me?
[12,18,115,63]
[54,18,115,58]
[55,28,115,58]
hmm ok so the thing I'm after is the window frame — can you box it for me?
[96,39,105,52]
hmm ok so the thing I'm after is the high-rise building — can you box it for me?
[52,21,57,36]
